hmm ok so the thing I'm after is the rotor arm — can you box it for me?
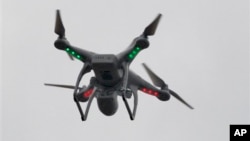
[54,38,94,62]
[54,10,95,62]
[117,37,149,64]
[128,70,170,101]
[138,78,171,101]
[117,14,161,65]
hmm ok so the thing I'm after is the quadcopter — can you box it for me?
[45,10,193,121]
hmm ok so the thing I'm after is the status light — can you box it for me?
[128,46,141,60]
[65,47,82,60]
[129,54,134,59]
[142,88,147,92]
[140,87,159,97]
[83,89,93,98]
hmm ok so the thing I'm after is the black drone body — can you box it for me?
[45,10,193,121]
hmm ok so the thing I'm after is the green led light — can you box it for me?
[64,48,83,60]
[128,54,134,59]
[127,46,142,60]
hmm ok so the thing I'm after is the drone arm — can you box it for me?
[117,37,149,64]
[138,81,171,101]
[54,38,94,62]
[138,81,193,109]
[128,70,170,101]
[142,63,194,109]
[54,10,94,62]
[117,14,162,64]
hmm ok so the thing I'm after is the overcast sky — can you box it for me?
[1,0,249,141]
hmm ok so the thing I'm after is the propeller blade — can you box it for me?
[169,89,194,109]
[142,63,166,88]
[55,10,65,38]
[143,14,162,37]
[44,83,80,89]
[142,63,194,109]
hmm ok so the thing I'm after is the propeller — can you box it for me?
[44,83,80,90]
[54,10,74,60]
[143,14,162,37]
[142,63,166,88]
[142,63,194,109]
[55,10,65,38]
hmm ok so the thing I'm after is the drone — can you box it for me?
[45,10,193,121]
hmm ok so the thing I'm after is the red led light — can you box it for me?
[154,92,159,96]
[140,87,159,97]
[83,89,93,98]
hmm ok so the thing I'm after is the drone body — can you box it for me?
[45,10,193,121]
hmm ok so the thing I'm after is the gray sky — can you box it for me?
[1,0,249,141]
[0,0,2,139]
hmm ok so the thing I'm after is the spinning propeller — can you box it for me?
[142,63,194,109]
